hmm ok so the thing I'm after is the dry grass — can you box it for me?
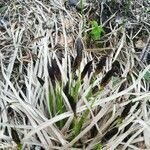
[0,0,150,149]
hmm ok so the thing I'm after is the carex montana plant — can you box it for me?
[1,35,148,149]
[37,37,121,142]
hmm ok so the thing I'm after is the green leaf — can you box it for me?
[0,5,7,13]
[112,76,121,87]
[90,21,104,41]
[144,71,150,81]
[93,143,102,150]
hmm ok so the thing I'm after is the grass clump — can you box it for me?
[0,0,150,149]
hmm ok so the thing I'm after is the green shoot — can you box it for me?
[80,0,83,17]
[49,82,66,129]
[90,21,104,41]
[93,143,102,150]
[72,87,100,138]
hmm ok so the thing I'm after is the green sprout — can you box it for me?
[90,20,104,41]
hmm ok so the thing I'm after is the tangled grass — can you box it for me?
[0,0,150,149]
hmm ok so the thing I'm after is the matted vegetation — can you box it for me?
[0,0,150,149]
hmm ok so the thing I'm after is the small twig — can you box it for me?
[85,47,113,52]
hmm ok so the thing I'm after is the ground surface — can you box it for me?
[0,0,150,149]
